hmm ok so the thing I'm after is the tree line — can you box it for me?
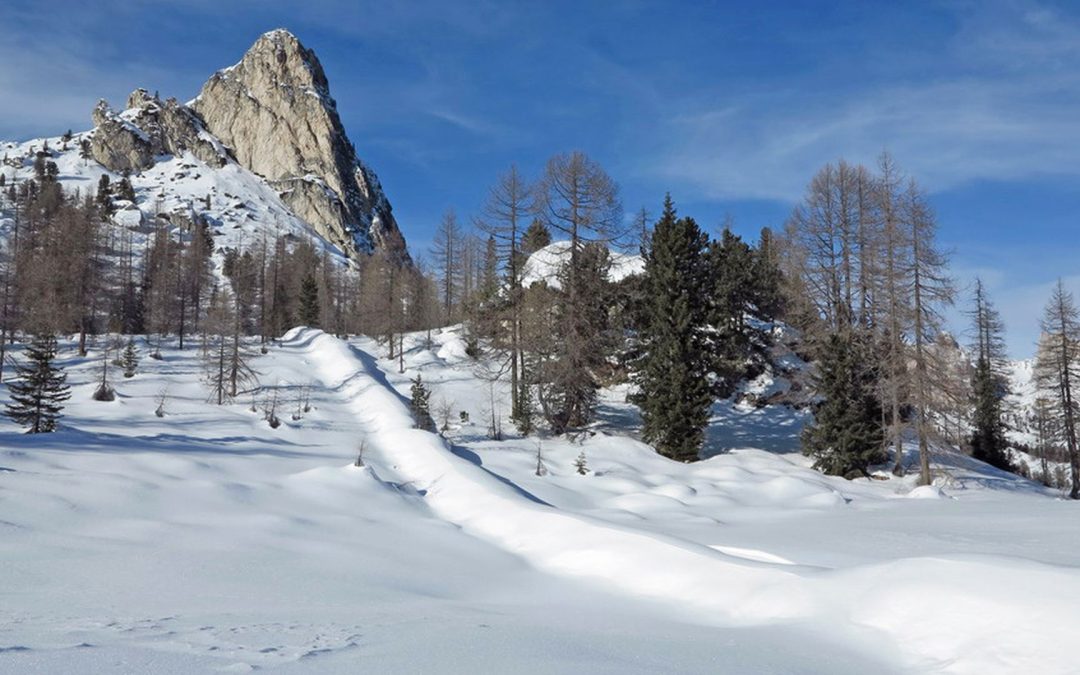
[3,147,1078,499]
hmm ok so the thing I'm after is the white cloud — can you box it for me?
[642,1,1080,203]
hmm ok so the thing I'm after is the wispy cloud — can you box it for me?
[641,0,1080,203]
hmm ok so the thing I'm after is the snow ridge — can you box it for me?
[296,328,1080,674]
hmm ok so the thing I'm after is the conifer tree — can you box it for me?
[299,274,320,327]
[631,196,713,461]
[410,373,433,430]
[122,338,139,378]
[708,227,758,396]
[967,279,1011,470]
[521,219,551,257]
[801,331,885,476]
[4,334,71,433]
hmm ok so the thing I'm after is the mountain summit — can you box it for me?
[193,29,408,262]
[76,29,407,263]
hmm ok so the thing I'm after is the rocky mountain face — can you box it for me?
[87,29,408,263]
[90,89,230,174]
[192,29,408,262]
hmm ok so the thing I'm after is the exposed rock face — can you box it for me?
[192,29,409,262]
[90,90,230,174]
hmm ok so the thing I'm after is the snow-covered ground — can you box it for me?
[2,328,1079,673]
[0,132,344,275]
[521,240,643,289]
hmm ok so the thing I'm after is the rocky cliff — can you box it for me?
[192,29,409,262]
[90,89,231,174]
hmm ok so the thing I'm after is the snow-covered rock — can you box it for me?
[521,240,644,289]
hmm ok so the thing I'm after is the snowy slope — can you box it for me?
[0,131,345,270]
[339,328,1080,674]
[2,329,1080,673]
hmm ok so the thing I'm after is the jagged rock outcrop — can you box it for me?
[192,29,409,262]
[90,90,230,173]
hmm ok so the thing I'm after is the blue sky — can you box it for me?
[2,0,1079,356]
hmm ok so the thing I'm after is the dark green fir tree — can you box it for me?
[631,196,714,462]
[801,331,885,477]
[409,373,433,430]
[4,334,71,433]
[121,338,140,378]
[299,274,320,327]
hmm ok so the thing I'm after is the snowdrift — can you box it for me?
[294,328,1080,675]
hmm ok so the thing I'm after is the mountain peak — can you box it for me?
[193,31,409,262]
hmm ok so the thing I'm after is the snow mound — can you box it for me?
[522,241,643,289]
[301,328,1080,674]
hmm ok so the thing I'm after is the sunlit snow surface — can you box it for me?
[1,327,1078,673]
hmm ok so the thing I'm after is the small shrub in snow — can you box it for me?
[574,451,589,475]
[434,397,455,434]
[154,387,169,417]
[263,387,281,429]
[534,441,547,477]
[354,441,366,468]
[92,383,116,402]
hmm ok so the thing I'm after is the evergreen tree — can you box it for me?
[521,219,551,257]
[410,373,433,430]
[801,331,885,477]
[967,279,1011,470]
[4,334,71,433]
[95,174,114,216]
[299,274,320,327]
[631,196,713,461]
[541,242,613,433]
[122,338,139,378]
[115,176,136,202]
[752,227,784,320]
[708,227,757,396]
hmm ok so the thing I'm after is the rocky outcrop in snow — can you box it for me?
[90,90,230,173]
[192,29,409,262]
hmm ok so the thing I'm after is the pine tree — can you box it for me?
[967,279,1011,470]
[410,373,433,430]
[801,331,885,477]
[4,334,71,433]
[299,274,320,327]
[708,227,758,396]
[631,196,713,461]
[521,219,552,257]
[122,338,139,378]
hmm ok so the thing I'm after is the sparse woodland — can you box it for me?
[0,145,1074,496]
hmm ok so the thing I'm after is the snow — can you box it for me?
[2,327,1080,673]
[521,240,644,289]
[0,132,348,275]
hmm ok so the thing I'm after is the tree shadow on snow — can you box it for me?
[0,426,322,459]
